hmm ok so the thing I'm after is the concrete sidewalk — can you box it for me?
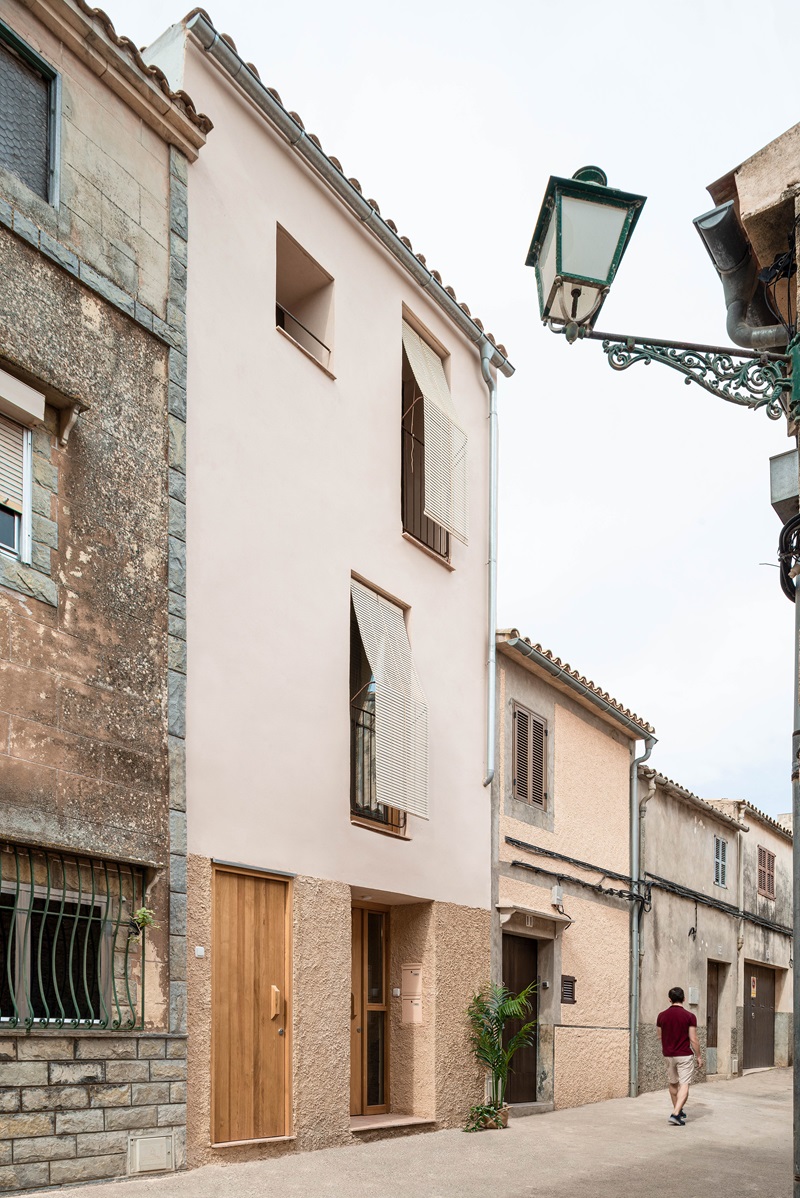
[29,1068,792,1198]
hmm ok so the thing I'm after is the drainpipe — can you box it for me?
[629,735,656,1098]
[481,341,498,788]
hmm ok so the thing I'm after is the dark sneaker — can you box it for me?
[669,1114,683,1126]
[677,1112,687,1123]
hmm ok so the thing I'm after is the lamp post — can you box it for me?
[529,167,800,1195]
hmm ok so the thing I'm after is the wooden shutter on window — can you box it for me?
[512,702,546,807]
[561,975,576,1004]
[401,322,468,545]
[0,414,24,513]
[757,846,775,898]
[714,837,726,886]
[350,580,428,820]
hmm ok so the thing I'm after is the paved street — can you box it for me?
[28,1068,791,1198]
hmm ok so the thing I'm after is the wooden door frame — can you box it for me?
[211,863,293,1145]
[351,902,390,1116]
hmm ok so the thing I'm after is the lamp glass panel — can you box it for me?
[537,205,558,318]
[556,282,605,325]
[560,196,628,284]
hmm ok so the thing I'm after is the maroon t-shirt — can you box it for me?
[657,1004,697,1056]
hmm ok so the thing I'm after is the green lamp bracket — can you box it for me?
[559,324,799,422]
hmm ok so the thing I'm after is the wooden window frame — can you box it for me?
[512,701,547,807]
[713,835,727,888]
[401,347,451,563]
[561,975,576,1004]
[757,846,776,900]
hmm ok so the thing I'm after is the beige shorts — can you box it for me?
[665,1055,695,1086]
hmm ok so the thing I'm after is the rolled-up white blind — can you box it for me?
[351,579,428,820]
[402,322,468,545]
[0,414,24,514]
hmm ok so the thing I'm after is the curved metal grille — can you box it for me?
[0,841,145,1030]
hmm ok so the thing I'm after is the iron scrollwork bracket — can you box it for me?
[598,334,792,420]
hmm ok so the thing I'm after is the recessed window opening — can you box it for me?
[0,413,31,563]
[512,701,546,807]
[757,845,776,900]
[275,225,333,369]
[0,18,59,203]
[350,602,406,836]
[713,835,727,887]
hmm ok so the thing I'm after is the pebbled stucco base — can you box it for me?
[186,856,490,1168]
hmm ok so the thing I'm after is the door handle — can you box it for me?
[356,1027,361,1033]
[271,985,282,1020]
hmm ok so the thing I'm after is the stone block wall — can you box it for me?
[0,1032,186,1191]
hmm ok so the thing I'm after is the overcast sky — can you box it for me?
[108,0,800,816]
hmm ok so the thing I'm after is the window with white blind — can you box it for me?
[350,579,428,820]
[713,836,727,887]
[0,413,31,562]
[401,322,468,547]
[0,19,59,203]
[512,701,546,807]
[757,846,776,900]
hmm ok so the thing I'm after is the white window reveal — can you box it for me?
[401,322,468,546]
[350,579,428,820]
[0,413,31,563]
[713,835,727,887]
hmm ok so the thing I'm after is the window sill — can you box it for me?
[350,814,410,841]
[401,530,455,571]
[275,325,336,379]
[211,1135,296,1148]
[350,1115,434,1133]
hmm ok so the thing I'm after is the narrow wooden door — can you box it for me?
[706,962,719,1049]
[350,906,388,1115]
[743,964,775,1070]
[502,934,537,1104]
[212,867,289,1143]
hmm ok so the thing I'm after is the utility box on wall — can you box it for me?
[401,963,423,1024]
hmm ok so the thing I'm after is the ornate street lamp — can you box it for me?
[526,166,645,341]
[528,166,800,421]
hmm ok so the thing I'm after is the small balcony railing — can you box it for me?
[276,303,332,369]
[350,704,406,834]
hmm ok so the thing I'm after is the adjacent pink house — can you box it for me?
[147,13,513,1165]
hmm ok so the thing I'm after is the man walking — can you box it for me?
[656,986,703,1126]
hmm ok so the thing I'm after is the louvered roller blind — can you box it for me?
[401,322,468,546]
[513,702,546,807]
[0,414,25,514]
[714,836,727,886]
[350,580,428,820]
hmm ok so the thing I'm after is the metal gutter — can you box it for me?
[185,11,514,379]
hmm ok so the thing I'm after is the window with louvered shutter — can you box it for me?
[714,836,727,887]
[350,580,428,820]
[758,846,775,899]
[401,322,468,546]
[561,975,576,1004]
[512,702,546,807]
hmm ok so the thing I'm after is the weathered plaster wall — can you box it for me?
[432,903,490,1128]
[554,1027,628,1107]
[0,0,171,316]
[390,903,435,1118]
[560,894,629,1030]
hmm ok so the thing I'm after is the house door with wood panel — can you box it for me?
[350,906,388,1115]
[743,963,775,1070]
[212,866,290,1144]
[502,934,537,1104]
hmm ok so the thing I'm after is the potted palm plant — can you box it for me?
[465,981,537,1131]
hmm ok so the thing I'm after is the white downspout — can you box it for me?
[480,341,498,787]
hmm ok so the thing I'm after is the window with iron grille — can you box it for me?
[561,975,576,1004]
[512,701,546,807]
[757,845,776,900]
[0,841,147,1029]
[713,836,727,887]
[0,19,59,202]
[401,344,449,560]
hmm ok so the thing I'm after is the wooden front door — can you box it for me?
[502,934,537,1104]
[350,906,388,1115]
[743,963,775,1070]
[212,866,290,1144]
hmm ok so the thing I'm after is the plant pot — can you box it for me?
[483,1105,509,1129]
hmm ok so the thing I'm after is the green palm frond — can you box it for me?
[465,981,538,1116]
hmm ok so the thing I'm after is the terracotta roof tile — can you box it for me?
[706,798,793,841]
[74,0,213,134]
[499,629,654,734]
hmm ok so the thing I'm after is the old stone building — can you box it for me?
[637,772,792,1093]
[0,0,209,1189]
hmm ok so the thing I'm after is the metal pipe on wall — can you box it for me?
[793,575,800,1198]
[481,342,498,787]
[629,736,656,1097]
